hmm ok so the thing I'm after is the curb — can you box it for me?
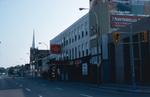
[99,86,150,94]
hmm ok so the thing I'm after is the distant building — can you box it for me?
[30,31,49,77]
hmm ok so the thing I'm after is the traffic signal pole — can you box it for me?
[129,24,136,89]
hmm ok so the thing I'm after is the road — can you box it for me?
[0,77,150,97]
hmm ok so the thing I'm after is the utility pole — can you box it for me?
[129,24,136,88]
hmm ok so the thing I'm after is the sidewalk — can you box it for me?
[24,77,150,94]
[98,83,150,94]
[63,81,150,94]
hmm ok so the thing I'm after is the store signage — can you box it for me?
[110,15,146,28]
[50,44,61,54]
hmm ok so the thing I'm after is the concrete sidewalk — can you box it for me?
[0,89,25,97]
[98,84,150,94]
[24,77,150,94]
[62,81,150,94]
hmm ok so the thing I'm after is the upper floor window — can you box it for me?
[69,38,71,44]
[82,31,84,38]
[78,34,80,40]
[75,47,77,58]
[66,40,68,46]
[75,35,77,41]
[85,31,88,36]
[72,38,74,43]
[86,49,88,56]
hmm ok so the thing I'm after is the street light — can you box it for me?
[38,42,48,50]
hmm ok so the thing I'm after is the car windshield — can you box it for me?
[0,0,150,97]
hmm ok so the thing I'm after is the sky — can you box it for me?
[0,0,89,68]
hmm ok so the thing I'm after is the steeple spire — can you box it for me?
[32,29,35,49]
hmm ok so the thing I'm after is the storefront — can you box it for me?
[108,17,150,84]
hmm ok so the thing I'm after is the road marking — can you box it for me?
[38,94,43,97]
[55,87,63,91]
[80,94,93,97]
[19,84,23,87]
[25,88,31,92]
[42,84,46,86]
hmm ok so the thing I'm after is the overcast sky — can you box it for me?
[0,0,89,68]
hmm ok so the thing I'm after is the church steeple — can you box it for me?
[32,29,35,49]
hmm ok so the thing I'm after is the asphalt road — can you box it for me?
[0,76,150,97]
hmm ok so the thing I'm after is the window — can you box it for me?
[82,31,84,38]
[69,38,71,44]
[66,40,68,46]
[75,47,77,58]
[79,51,80,58]
[75,35,77,41]
[78,34,80,40]
[82,50,84,57]
[72,48,74,59]
[86,31,88,36]
[69,49,71,59]
[66,50,68,59]
[72,38,74,43]
[78,45,80,58]
[63,37,65,46]
[86,42,88,50]
[86,49,88,56]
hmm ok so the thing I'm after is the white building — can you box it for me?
[50,13,90,61]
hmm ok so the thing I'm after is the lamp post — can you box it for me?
[79,7,102,85]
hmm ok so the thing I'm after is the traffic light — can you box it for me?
[140,30,149,43]
[143,31,148,42]
[113,32,121,45]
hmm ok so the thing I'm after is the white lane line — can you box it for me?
[25,88,31,92]
[55,87,64,91]
[42,84,46,86]
[80,94,93,97]
[19,84,23,87]
[38,94,43,97]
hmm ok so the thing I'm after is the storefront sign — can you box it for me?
[111,15,146,28]
[50,44,61,54]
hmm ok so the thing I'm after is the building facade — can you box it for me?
[50,13,89,61]
[89,0,150,84]
[30,32,49,77]
[30,48,49,77]
[108,17,150,84]
[49,0,150,84]
[50,13,93,82]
